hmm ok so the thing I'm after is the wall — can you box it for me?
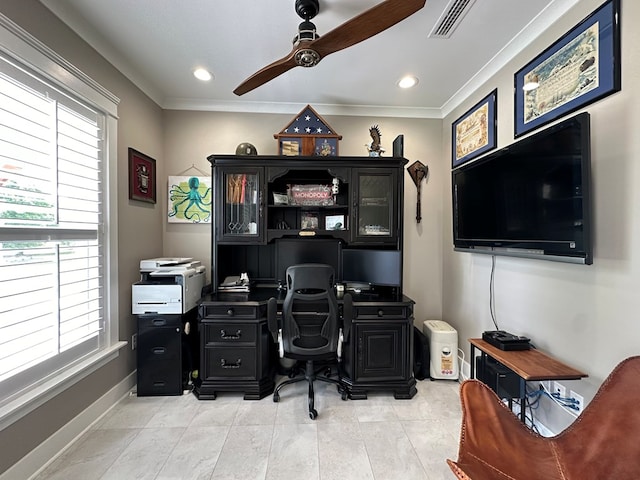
[162,110,444,324]
[442,0,639,431]
[0,0,164,474]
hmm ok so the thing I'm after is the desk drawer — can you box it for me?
[204,322,256,344]
[206,347,257,378]
[200,304,259,319]
[355,305,407,319]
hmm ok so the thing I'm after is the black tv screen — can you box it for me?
[452,112,592,264]
[342,249,402,287]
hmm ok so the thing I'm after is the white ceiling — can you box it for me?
[39,0,578,118]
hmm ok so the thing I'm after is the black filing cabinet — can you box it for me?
[195,301,275,400]
[136,308,199,396]
[341,297,417,400]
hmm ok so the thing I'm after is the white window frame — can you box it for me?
[0,13,124,430]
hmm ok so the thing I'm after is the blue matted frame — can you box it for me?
[452,89,497,169]
[514,0,620,137]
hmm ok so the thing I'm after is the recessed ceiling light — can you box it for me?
[194,68,212,81]
[397,75,419,89]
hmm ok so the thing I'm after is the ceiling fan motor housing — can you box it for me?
[294,20,320,44]
[296,0,319,20]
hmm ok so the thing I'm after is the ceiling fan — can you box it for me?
[233,0,427,96]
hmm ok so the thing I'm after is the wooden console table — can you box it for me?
[469,338,587,422]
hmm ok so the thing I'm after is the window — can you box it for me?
[0,16,120,425]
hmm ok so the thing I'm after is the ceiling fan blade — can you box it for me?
[233,0,426,95]
[233,52,298,96]
[311,0,426,58]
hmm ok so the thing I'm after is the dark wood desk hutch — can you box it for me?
[195,155,416,401]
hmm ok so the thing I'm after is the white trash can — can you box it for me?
[423,320,459,380]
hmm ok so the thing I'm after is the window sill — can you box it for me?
[0,341,128,431]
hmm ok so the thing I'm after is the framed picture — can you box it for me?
[514,0,620,137]
[279,138,300,156]
[452,89,497,168]
[167,175,212,223]
[314,137,338,156]
[325,214,345,231]
[128,148,156,203]
[301,212,318,230]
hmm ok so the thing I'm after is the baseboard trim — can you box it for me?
[0,372,136,480]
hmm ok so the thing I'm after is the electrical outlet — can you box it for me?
[570,390,584,413]
[131,333,137,350]
[553,381,566,398]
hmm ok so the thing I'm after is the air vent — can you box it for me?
[429,0,476,38]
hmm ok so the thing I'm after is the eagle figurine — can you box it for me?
[367,125,385,156]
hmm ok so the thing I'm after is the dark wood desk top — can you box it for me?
[203,288,414,306]
[469,338,588,381]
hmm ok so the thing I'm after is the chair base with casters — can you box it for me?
[447,355,640,479]
[273,358,348,419]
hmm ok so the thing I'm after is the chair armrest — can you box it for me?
[341,293,353,342]
[266,297,279,342]
[449,379,559,480]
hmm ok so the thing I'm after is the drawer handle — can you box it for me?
[227,308,234,316]
[220,329,242,340]
[377,309,384,317]
[220,358,242,369]
[152,318,166,326]
[152,347,166,355]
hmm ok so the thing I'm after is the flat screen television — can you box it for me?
[452,112,592,264]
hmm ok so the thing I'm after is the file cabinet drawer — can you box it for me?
[204,323,256,344]
[200,304,259,319]
[355,305,407,319]
[206,347,257,378]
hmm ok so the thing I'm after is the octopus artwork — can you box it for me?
[168,175,212,223]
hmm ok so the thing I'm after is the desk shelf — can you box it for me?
[469,338,587,421]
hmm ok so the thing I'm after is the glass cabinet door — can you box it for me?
[352,169,398,245]
[218,167,262,242]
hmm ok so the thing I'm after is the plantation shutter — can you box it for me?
[0,52,105,392]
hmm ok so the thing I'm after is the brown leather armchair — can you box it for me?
[447,356,640,479]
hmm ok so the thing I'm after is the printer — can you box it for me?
[132,257,206,314]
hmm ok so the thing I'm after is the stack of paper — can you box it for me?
[218,275,250,292]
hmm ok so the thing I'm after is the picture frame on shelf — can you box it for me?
[128,148,156,203]
[279,138,301,156]
[452,89,497,169]
[301,212,319,230]
[325,214,345,231]
[514,0,620,137]
[314,137,338,156]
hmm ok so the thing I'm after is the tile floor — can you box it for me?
[34,377,462,480]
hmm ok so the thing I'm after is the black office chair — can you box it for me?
[267,263,352,419]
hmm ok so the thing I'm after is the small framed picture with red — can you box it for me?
[128,148,156,203]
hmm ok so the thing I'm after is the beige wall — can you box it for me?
[442,0,639,430]
[162,110,444,324]
[0,0,163,474]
